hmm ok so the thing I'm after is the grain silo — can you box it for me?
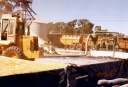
[30,18,48,41]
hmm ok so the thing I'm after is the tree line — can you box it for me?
[47,19,94,35]
[0,0,94,35]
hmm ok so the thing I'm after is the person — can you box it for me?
[1,31,7,40]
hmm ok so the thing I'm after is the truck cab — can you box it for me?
[0,14,43,59]
[1,14,25,42]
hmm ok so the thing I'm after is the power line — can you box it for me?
[90,19,128,21]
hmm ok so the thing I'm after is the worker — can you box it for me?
[1,31,7,40]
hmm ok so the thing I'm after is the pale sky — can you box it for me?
[32,0,128,35]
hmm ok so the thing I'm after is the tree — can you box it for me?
[0,0,16,17]
[47,22,66,34]
[74,28,81,34]
[47,19,94,35]
[47,22,54,34]
[53,22,62,33]
[58,22,66,34]
[0,0,34,19]
[77,19,94,34]
[63,20,77,34]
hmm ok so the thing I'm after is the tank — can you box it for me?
[30,18,48,41]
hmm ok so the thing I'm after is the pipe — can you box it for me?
[27,20,32,36]
[84,28,98,56]
[84,34,91,55]
[75,75,88,80]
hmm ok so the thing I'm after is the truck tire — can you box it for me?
[69,43,76,50]
[4,46,23,59]
[76,44,85,51]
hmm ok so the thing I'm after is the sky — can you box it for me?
[32,0,128,35]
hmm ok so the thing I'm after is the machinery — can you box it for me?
[85,27,128,58]
[0,0,43,59]
[59,26,128,58]
[89,28,128,52]
[60,35,85,51]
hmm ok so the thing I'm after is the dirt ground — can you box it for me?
[0,56,68,77]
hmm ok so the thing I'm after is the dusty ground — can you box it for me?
[0,56,68,77]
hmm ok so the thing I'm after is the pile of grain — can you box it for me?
[0,56,68,77]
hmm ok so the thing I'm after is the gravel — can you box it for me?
[0,56,68,77]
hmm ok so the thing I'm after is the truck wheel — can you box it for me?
[4,46,23,59]
[69,43,76,50]
[76,44,85,51]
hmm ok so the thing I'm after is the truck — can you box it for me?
[0,0,43,59]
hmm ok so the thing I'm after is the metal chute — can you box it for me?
[12,0,36,22]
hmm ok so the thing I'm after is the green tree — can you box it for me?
[77,19,94,34]
[0,0,34,19]
[53,22,61,33]
[58,22,66,34]
[47,22,66,34]
[47,19,94,35]
[63,20,77,34]
[47,22,54,34]
[74,28,81,34]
